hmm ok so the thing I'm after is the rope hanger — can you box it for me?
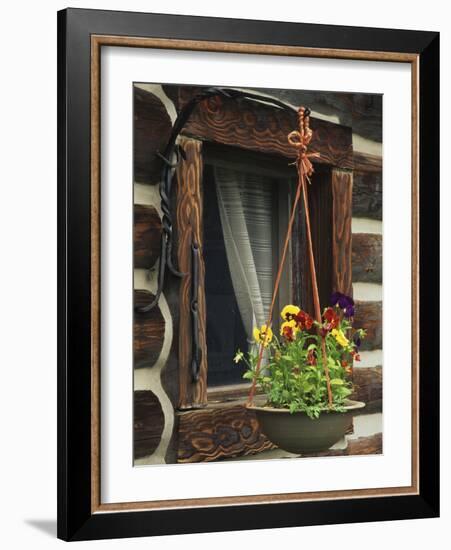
[246,107,333,408]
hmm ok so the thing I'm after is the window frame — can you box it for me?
[174,87,354,411]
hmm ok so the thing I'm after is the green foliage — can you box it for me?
[235,303,365,419]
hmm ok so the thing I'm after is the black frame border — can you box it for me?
[57,8,439,541]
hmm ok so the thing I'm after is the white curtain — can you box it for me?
[214,166,274,342]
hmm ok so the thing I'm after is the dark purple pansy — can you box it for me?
[353,333,361,348]
[330,292,342,306]
[330,291,354,311]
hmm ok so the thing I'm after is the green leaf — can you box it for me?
[330,378,344,385]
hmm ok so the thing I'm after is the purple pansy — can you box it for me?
[353,333,361,348]
[330,291,355,318]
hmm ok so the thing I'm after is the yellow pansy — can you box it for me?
[280,304,301,321]
[280,319,298,336]
[253,324,273,347]
[331,328,349,348]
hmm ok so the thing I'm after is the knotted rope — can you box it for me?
[247,107,333,408]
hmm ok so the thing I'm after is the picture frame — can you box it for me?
[57,7,439,541]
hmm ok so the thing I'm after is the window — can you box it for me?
[202,150,294,388]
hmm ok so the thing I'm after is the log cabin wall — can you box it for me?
[349,136,383,435]
[133,84,179,464]
[133,84,383,464]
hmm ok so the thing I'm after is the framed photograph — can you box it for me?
[57,8,439,541]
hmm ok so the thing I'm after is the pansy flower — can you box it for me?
[253,324,273,347]
[280,320,297,342]
[281,304,301,322]
[306,348,317,365]
[353,333,362,349]
[330,291,355,318]
[331,328,350,348]
[294,309,313,330]
[323,307,339,329]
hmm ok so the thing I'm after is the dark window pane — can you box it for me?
[203,166,248,386]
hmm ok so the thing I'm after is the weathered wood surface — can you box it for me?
[165,85,383,144]
[353,169,383,220]
[354,301,382,351]
[353,151,382,173]
[352,366,383,405]
[134,204,162,269]
[134,290,165,368]
[302,433,382,457]
[134,390,165,459]
[177,86,353,169]
[352,233,382,283]
[261,89,383,143]
[134,86,172,184]
[332,169,353,297]
[178,404,276,463]
[176,138,208,409]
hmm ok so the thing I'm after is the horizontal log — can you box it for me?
[134,204,162,269]
[351,366,382,404]
[178,86,353,169]
[354,301,382,351]
[353,170,382,220]
[352,399,382,416]
[352,233,382,283]
[178,403,276,463]
[134,390,165,459]
[134,86,172,184]
[134,290,165,368]
[302,433,382,457]
[353,151,382,173]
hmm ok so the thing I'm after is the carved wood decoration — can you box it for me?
[133,390,165,459]
[134,86,173,184]
[353,170,382,220]
[331,169,353,297]
[133,204,162,269]
[178,87,353,169]
[352,233,383,283]
[134,290,165,368]
[176,137,208,409]
[177,404,276,463]
[354,301,383,350]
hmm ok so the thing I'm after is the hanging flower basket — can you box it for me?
[237,108,367,454]
[237,296,367,454]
